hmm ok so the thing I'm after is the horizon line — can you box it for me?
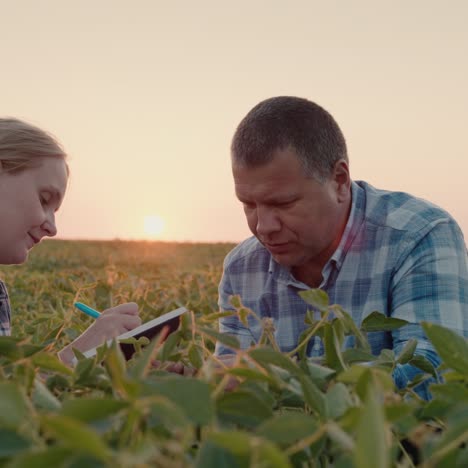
[50,237,240,245]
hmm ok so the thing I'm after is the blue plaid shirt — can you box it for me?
[0,281,11,336]
[216,181,468,398]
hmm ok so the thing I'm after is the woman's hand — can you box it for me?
[58,302,141,365]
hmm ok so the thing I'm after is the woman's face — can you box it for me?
[0,157,68,264]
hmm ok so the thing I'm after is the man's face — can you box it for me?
[233,148,351,271]
[0,157,68,264]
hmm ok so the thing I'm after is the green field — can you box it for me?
[1,240,233,349]
[0,240,467,467]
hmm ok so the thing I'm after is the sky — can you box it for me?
[2,1,467,243]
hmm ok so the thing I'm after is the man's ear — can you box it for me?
[332,159,351,202]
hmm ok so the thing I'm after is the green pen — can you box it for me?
[74,302,101,319]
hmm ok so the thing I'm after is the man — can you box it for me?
[216,96,468,398]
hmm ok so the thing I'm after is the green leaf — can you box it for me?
[0,429,32,457]
[330,456,355,468]
[304,360,336,388]
[94,283,111,310]
[207,430,252,457]
[0,337,43,360]
[277,389,306,409]
[326,383,353,420]
[323,324,346,372]
[299,289,329,312]
[299,375,328,420]
[355,368,394,401]
[32,379,62,411]
[326,421,355,453]
[198,326,240,350]
[384,402,413,423]
[409,354,437,378]
[103,341,139,398]
[198,431,291,468]
[422,322,468,376]
[227,367,274,385]
[146,396,190,432]
[374,348,395,368]
[0,382,31,429]
[396,339,418,364]
[338,365,369,385]
[418,399,452,419]
[0,336,22,360]
[257,412,318,448]
[216,390,273,428]
[195,440,240,468]
[229,295,242,309]
[18,343,45,358]
[372,367,395,392]
[238,308,251,327]
[6,447,73,468]
[74,356,95,380]
[32,352,74,376]
[42,323,70,344]
[145,376,213,425]
[201,311,237,322]
[249,348,304,377]
[354,382,389,468]
[159,330,180,362]
[430,382,468,402]
[63,454,106,468]
[455,444,468,467]
[61,398,129,422]
[332,318,346,348]
[253,438,292,468]
[188,343,204,369]
[429,405,468,463]
[41,414,111,460]
[239,381,276,409]
[128,333,160,380]
[332,305,370,351]
[361,311,408,332]
[441,370,467,382]
[342,348,375,365]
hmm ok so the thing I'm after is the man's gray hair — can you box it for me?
[231,96,348,182]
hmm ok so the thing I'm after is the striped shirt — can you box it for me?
[216,181,468,399]
[0,281,11,336]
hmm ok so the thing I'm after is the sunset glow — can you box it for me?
[4,2,468,242]
[143,215,165,238]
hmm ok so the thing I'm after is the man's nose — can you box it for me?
[256,206,281,237]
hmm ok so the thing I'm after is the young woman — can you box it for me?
[0,117,141,365]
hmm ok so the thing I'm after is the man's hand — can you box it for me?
[58,302,141,365]
[153,353,237,374]
[151,353,239,390]
[214,353,239,391]
[151,360,197,376]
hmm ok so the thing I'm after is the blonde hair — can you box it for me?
[0,117,68,174]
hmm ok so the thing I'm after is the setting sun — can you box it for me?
[143,215,165,238]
